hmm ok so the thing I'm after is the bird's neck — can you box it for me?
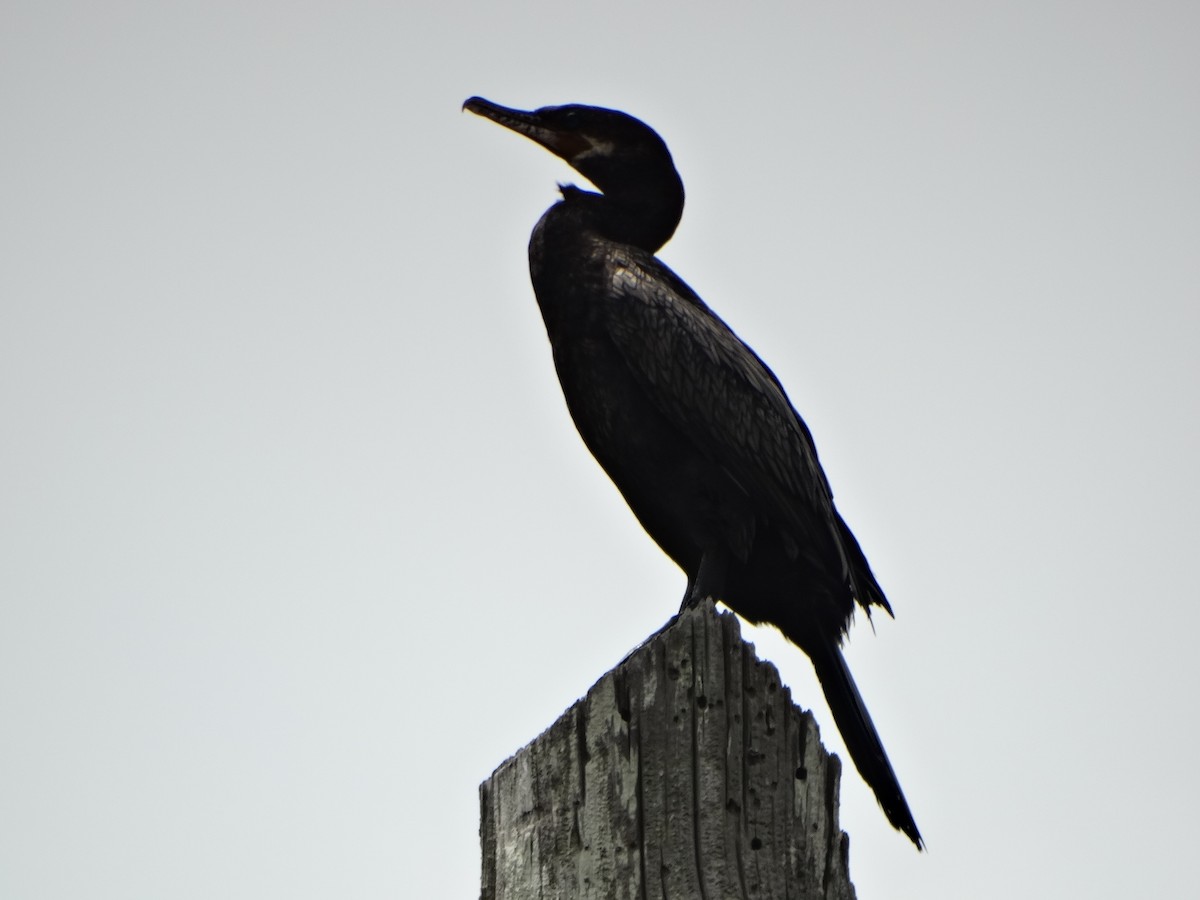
[558,174,684,254]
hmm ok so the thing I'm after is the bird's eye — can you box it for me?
[559,109,582,130]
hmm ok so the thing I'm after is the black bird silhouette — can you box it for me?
[464,97,922,849]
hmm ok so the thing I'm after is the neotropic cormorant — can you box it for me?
[464,96,922,849]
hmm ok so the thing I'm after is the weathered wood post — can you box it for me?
[480,601,857,899]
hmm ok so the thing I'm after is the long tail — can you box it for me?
[806,630,923,849]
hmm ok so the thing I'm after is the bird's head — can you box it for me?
[463,97,682,207]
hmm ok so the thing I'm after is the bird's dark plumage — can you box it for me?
[464,96,922,848]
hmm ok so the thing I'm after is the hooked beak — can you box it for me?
[463,96,589,163]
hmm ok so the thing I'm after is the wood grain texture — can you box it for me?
[481,601,856,900]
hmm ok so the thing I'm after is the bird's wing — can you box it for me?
[601,248,840,556]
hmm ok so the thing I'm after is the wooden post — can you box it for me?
[480,601,857,899]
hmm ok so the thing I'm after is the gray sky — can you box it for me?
[2,1,1197,897]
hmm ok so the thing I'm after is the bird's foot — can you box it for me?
[681,549,727,612]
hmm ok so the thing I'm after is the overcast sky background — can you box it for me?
[3,2,1197,898]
